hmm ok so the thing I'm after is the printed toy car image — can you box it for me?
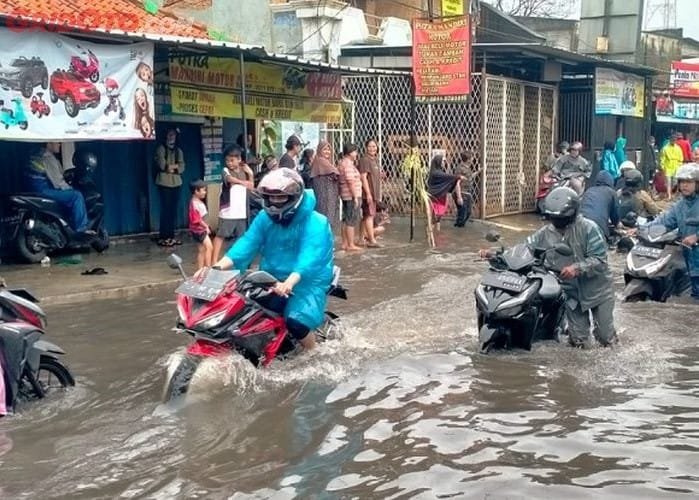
[49,70,101,118]
[0,97,29,130]
[31,92,51,118]
[0,56,49,98]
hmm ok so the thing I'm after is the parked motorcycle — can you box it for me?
[622,221,695,302]
[0,278,75,413]
[475,235,573,353]
[162,255,347,402]
[0,97,29,130]
[69,46,100,83]
[30,92,50,118]
[0,150,109,263]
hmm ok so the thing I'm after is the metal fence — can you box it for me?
[337,73,556,219]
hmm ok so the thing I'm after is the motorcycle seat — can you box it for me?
[10,194,63,212]
[538,273,560,300]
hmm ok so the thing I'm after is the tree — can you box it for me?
[485,0,577,18]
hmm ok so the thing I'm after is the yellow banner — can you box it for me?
[169,56,343,123]
[441,0,466,16]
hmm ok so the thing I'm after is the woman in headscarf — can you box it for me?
[311,140,340,230]
[427,154,463,231]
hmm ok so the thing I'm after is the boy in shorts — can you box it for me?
[338,142,363,251]
[188,180,213,269]
[213,146,254,261]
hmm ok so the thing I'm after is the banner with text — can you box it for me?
[169,56,343,123]
[595,68,645,118]
[0,27,154,140]
[670,61,699,98]
[412,16,471,102]
[441,0,467,16]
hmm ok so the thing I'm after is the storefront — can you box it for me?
[653,61,699,145]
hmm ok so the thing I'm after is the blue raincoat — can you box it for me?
[614,137,627,166]
[600,149,620,180]
[651,193,699,277]
[225,189,334,328]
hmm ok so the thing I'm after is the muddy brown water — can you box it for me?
[1,221,697,499]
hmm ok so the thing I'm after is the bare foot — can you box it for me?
[347,246,364,252]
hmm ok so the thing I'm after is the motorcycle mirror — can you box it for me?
[554,243,573,256]
[485,230,501,243]
[166,254,187,280]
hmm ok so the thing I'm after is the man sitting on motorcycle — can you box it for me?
[483,187,616,348]
[214,168,334,351]
[617,169,661,221]
[552,141,591,195]
[648,163,699,300]
[25,142,91,234]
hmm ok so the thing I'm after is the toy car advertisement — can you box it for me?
[0,27,154,140]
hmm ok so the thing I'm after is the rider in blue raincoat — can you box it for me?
[649,163,699,299]
[216,168,334,350]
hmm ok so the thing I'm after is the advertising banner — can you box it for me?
[595,68,645,118]
[656,93,699,124]
[169,56,343,123]
[0,27,154,141]
[441,0,467,16]
[412,16,471,102]
[670,61,699,98]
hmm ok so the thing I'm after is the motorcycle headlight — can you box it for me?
[196,311,227,329]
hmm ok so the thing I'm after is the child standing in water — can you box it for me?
[188,180,213,269]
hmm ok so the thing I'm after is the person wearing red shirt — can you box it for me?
[676,132,692,162]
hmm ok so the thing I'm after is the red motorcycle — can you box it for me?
[162,255,347,402]
[535,171,556,213]
[30,92,50,118]
[69,46,100,83]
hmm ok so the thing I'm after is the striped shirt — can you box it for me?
[339,158,362,200]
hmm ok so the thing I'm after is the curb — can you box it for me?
[41,279,181,306]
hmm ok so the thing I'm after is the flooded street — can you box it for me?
[1,222,698,499]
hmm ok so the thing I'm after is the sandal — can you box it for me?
[81,267,109,276]
[157,239,169,247]
[173,239,182,246]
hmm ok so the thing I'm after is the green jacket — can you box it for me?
[155,145,185,188]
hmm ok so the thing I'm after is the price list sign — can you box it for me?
[412,16,471,102]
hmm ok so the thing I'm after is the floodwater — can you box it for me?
[1,221,698,499]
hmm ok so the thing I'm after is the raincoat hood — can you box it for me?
[595,170,615,188]
[615,137,627,150]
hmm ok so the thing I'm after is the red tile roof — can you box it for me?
[0,0,210,39]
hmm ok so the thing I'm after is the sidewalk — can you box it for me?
[0,239,196,306]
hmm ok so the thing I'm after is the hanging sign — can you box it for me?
[670,61,699,98]
[441,0,467,16]
[412,16,471,102]
[169,56,343,123]
[595,68,645,118]
[0,27,154,140]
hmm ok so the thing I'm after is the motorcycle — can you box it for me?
[475,234,573,353]
[0,97,28,130]
[622,220,697,302]
[0,278,75,413]
[30,92,50,118]
[162,254,347,402]
[0,150,109,263]
[69,46,100,83]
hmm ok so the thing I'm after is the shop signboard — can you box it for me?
[441,0,467,16]
[594,68,644,118]
[0,27,154,140]
[670,61,699,98]
[169,56,343,124]
[412,16,471,102]
[656,94,699,125]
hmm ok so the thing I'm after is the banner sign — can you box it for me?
[670,61,699,98]
[595,68,645,118]
[169,56,343,123]
[441,0,467,16]
[0,27,154,141]
[412,16,471,102]
[656,93,699,124]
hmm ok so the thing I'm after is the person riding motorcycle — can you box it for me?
[581,170,619,240]
[617,168,661,221]
[483,187,616,348]
[552,142,591,195]
[25,142,91,234]
[647,163,699,300]
[214,168,334,351]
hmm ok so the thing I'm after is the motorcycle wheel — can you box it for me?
[624,293,648,303]
[91,228,110,253]
[17,224,48,263]
[19,356,75,401]
[162,355,201,403]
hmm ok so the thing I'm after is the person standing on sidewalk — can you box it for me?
[155,128,185,247]
[660,133,684,199]
[311,140,340,231]
[359,138,382,247]
[213,146,254,261]
[279,135,302,170]
[453,151,478,227]
[338,143,363,252]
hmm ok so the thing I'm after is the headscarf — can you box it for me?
[310,141,338,177]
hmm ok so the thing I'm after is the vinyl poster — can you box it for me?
[595,68,645,118]
[0,27,155,140]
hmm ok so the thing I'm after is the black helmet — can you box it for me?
[624,169,643,189]
[543,186,580,229]
[257,168,305,225]
[72,150,98,171]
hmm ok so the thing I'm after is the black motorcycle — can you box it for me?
[0,150,109,263]
[475,240,573,353]
[0,279,75,412]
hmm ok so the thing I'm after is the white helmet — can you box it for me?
[676,162,699,182]
[257,168,305,224]
[619,160,636,172]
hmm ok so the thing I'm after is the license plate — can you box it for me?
[481,271,527,293]
[632,245,663,259]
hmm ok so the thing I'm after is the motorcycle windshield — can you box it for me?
[502,244,536,272]
[175,269,240,302]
